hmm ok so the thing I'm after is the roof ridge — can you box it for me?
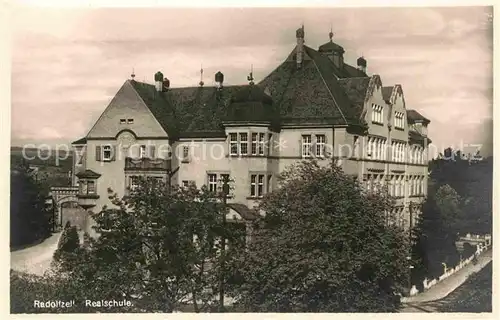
[307,48,348,124]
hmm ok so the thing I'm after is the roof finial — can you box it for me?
[131,68,135,80]
[199,64,204,87]
[329,25,334,42]
[247,64,254,85]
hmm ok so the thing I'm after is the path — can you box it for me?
[400,249,492,312]
[10,232,62,276]
[10,231,85,276]
[400,261,492,313]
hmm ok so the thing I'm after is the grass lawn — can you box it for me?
[437,262,492,312]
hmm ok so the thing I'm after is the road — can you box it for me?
[400,249,492,313]
[10,232,61,276]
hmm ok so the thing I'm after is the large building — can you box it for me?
[66,26,431,235]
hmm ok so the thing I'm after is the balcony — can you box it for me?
[77,193,99,209]
[124,157,171,172]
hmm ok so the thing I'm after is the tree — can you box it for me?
[10,163,52,247]
[226,160,409,312]
[57,177,236,312]
[53,224,80,264]
[411,184,463,286]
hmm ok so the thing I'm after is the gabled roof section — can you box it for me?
[407,109,431,124]
[382,86,394,103]
[129,80,180,138]
[258,45,363,125]
[71,137,87,145]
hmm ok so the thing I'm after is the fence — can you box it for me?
[407,237,492,297]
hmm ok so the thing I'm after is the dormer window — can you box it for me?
[120,119,126,124]
[127,119,134,124]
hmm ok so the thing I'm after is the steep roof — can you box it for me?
[258,45,364,125]
[71,137,87,145]
[407,109,431,124]
[337,77,371,115]
[125,45,378,138]
[318,40,345,53]
[130,80,180,138]
[382,86,394,102]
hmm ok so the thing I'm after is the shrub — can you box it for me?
[54,225,80,261]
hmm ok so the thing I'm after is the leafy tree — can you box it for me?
[411,184,463,286]
[226,160,409,312]
[10,163,52,248]
[56,177,237,313]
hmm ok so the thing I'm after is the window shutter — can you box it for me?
[311,135,317,157]
[111,145,117,161]
[149,145,156,159]
[96,146,102,161]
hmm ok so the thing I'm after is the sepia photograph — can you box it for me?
[8,3,494,314]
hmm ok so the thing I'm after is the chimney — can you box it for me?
[154,71,164,92]
[162,78,170,92]
[215,71,224,89]
[357,56,367,74]
[296,25,305,68]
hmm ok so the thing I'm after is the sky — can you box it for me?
[10,6,493,156]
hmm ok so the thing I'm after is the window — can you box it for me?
[182,180,189,187]
[240,133,248,155]
[139,145,147,158]
[251,133,258,155]
[371,104,384,124]
[302,135,312,157]
[353,136,359,156]
[394,112,405,129]
[229,133,238,155]
[130,176,140,191]
[250,175,256,197]
[316,135,326,157]
[127,119,134,124]
[103,145,112,161]
[120,119,126,124]
[87,181,96,194]
[250,174,266,197]
[258,175,264,196]
[182,146,190,162]
[208,174,218,193]
[259,133,265,155]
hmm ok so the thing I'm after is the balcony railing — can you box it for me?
[124,157,171,172]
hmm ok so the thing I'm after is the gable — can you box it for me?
[86,81,168,139]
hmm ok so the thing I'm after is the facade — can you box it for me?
[68,26,431,235]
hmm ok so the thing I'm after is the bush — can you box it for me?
[54,225,79,261]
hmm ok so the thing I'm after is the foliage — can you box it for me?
[412,148,492,287]
[10,162,52,248]
[53,224,80,262]
[411,185,463,286]
[226,160,409,312]
[428,149,492,234]
[438,262,492,312]
[10,269,135,313]
[56,177,237,313]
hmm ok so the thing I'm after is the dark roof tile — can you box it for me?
[227,203,259,220]
[382,86,394,102]
[71,137,87,145]
[407,109,431,124]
